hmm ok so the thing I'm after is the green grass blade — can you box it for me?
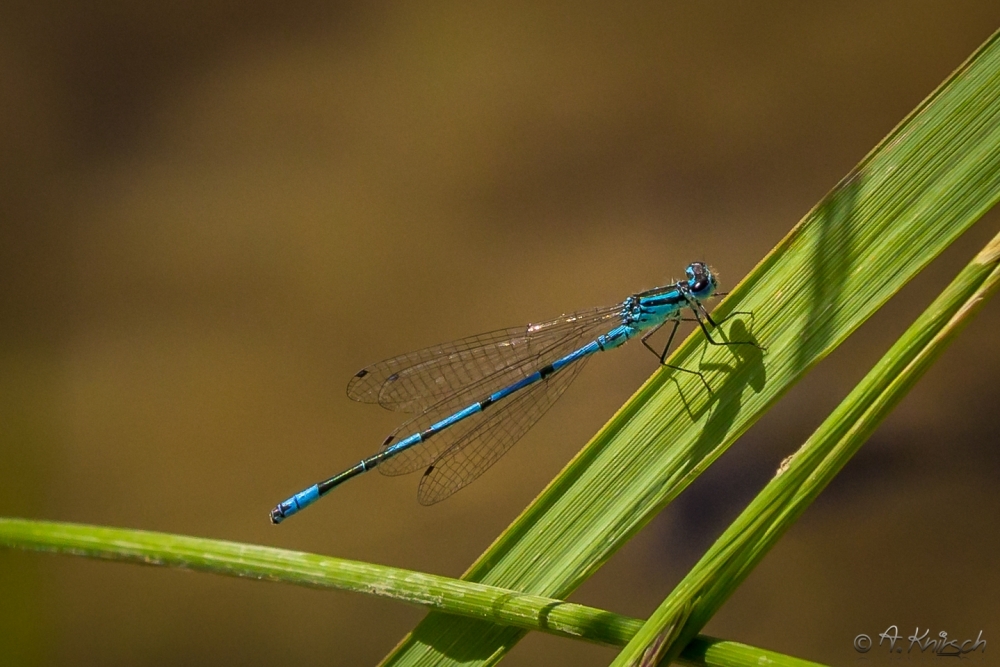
[0,518,826,667]
[381,28,1000,667]
[611,228,1000,667]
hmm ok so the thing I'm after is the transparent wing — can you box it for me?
[375,312,610,477]
[416,355,590,505]
[348,305,621,413]
[347,326,523,412]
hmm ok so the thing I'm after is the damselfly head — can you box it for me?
[685,262,717,299]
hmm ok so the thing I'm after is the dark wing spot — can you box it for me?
[355,369,369,378]
[422,465,435,477]
[387,372,399,383]
[382,435,395,447]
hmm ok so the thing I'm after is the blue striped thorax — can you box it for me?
[623,262,717,331]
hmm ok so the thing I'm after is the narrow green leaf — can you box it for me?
[0,518,825,667]
[382,28,1000,667]
[613,230,1000,666]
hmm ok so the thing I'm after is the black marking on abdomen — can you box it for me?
[480,396,494,410]
[420,428,436,441]
[539,364,555,379]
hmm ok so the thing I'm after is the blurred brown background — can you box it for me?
[1,2,999,665]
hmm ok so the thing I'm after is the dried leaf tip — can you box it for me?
[974,229,1000,266]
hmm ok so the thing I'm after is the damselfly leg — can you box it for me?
[641,320,712,393]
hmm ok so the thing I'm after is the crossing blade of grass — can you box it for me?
[612,228,1000,667]
[0,518,827,667]
[381,28,1000,667]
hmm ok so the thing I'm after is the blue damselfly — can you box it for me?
[270,262,755,523]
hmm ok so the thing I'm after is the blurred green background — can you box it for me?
[1,2,999,665]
